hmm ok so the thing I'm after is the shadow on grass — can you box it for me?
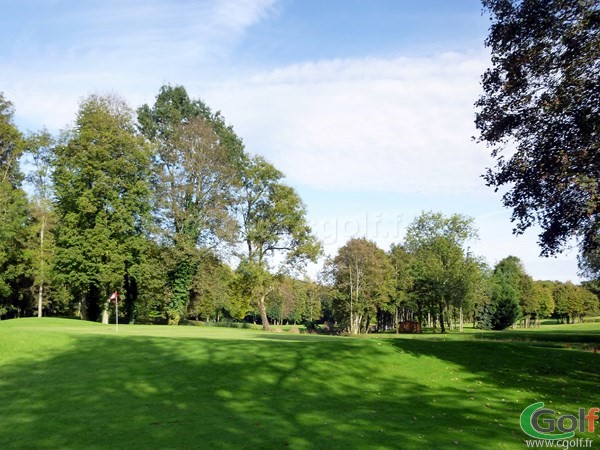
[1,331,599,449]
[472,328,600,345]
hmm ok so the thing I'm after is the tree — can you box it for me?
[0,92,30,318]
[189,252,234,322]
[456,253,489,331]
[476,0,600,262]
[24,130,56,317]
[532,281,555,325]
[237,155,321,331]
[553,281,584,323]
[386,244,414,331]
[578,286,599,320]
[517,268,536,327]
[481,256,526,330]
[578,246,600,280]
[329,238,394,334]
[52,94,152,323]
[265,276,317,325]
[404,212,480,332]
[138,85,244,324]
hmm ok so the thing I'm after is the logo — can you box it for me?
[520,402,599,440]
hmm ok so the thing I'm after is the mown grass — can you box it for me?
[0,318,598,449]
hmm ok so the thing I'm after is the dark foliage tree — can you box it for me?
[476,0,600,261]
[478,256,525,330]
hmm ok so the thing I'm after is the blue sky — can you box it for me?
[0,0,581,281]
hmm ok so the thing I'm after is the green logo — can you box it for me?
[520,402,576,440]
[520,402,600,440]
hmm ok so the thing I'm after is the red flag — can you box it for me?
[109,291,118,302]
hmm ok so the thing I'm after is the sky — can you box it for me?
[0,0,582,282]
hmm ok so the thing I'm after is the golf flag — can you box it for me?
[109,291,118,302]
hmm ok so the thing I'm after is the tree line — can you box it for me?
[325,213,599,334]
[0,86,319,330]
[1,86,598,332]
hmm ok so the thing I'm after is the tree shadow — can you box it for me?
[1,330,597,449]
[387,338,600,440]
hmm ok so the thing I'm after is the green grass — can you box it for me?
[0,319,599,449]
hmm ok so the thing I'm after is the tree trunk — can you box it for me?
[102,304,110,324]
[439,303,446,333]
[79,297,88,320]
[102,294,109,324]
[37,284,44,318]
[258,293,270,331]
[459,306,464,332]
[37,216,45,318]
[353,314,362,334]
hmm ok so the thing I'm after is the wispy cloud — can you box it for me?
[203,51,492,195]
[1,0,277,130]
[0,2,581,282]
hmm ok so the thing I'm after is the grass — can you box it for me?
[0,319,599,449]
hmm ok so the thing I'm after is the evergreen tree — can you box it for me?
[483,256,525,330]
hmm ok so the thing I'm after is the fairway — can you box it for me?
[1,319,599,449]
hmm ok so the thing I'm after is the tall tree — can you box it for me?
[24,130,56,317]
[532,281,556,325]
[189,252,234,322]
[404,212,479,332]
[52,94,152,323]
[578,285,599,321]
[387,244,414,330]
[138,85,244,324]
[0,92,30,318]
[237,155,321,331]
[553,281,584,323]
[329,238,394,334]
[476,0,600,261]
[483,256,526,330]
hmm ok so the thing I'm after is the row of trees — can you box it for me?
[1,84,598,332]
[327,232,600,333]
[0,86,319,329]
[324,213,599,333]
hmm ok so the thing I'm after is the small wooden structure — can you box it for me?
[398,320,421,334]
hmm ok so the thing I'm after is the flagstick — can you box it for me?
[115,294,119,333]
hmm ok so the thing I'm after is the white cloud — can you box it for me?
[472,210,581,282]
[0,6,581,283]
[203,51,493,195]
[1,0,277,130]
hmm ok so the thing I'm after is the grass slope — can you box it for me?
[0,318,599,449]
